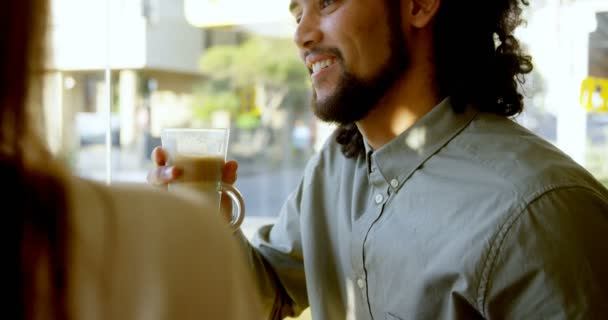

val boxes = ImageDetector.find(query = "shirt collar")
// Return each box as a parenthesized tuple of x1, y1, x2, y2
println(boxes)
(364, 97, 478, 190)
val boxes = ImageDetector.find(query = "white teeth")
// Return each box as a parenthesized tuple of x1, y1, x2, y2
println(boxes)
(312, 59, 334, 74)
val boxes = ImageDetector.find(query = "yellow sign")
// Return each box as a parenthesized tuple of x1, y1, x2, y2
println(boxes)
(580, 77, 608, 113)
(184, 0, 290, 27)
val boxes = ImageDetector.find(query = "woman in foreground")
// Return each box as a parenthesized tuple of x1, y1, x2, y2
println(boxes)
(3, 0, 260, 319)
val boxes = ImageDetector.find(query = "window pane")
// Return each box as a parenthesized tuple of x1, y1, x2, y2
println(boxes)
(47, 0, 327, 233)
(41, 2, 606, 320)
(43, 71, 115, 180)
(45, 2, 608, 214)
(516, 3, 608, 186)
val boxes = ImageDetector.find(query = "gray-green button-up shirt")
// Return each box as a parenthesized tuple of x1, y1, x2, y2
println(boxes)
(240, 98, 608, 320)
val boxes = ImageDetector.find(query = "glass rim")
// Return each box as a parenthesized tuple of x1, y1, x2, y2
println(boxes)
(162, 127, 229, 133)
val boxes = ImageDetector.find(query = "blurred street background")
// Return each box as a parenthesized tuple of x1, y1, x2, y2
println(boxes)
(40, 1, 608, 319)
(43, 0, 608, 233)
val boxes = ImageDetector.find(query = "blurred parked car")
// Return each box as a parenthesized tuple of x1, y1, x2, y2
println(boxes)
(76, 112, 120, 147)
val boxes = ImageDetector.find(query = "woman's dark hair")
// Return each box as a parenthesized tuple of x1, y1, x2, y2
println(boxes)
(1, 1, 70, 319)
(337, 0, 534, 158)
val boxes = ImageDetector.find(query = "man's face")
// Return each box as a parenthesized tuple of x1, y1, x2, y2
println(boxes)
(290, 0, 409, 124)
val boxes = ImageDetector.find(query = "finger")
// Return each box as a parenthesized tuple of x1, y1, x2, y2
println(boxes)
(220, 192, 233, 223)
(146, 166, 182, 186)
(222, 160, 238, 185)
(151, 147, 168, 166)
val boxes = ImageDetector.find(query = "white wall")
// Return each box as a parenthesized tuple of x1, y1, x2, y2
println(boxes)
(49, 0, 202, 74)
(49, 0, 146, 70)
(145, 0, 203, 73)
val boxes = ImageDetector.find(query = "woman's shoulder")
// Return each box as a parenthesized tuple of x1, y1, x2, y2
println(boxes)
(66, 176, 261, 319)
(68, 176, 220, 228)
(66, 176, 236, 256)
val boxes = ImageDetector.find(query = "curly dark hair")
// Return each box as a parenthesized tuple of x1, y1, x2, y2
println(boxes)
(337, 0, 533, 158)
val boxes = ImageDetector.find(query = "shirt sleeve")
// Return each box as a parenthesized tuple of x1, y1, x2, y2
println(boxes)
(235, 177, 309, 320)
(482, 186, 608, 319)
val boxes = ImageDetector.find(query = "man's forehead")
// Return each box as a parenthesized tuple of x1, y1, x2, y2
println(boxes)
(289, 0, 306, 13)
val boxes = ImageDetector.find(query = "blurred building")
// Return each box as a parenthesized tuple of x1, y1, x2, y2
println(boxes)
(43, 0, 246, 160)
(42, 0, 607, 186)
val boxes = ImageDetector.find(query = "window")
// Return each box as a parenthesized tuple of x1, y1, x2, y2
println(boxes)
(45, 0, 327, 250)
(44, 1, 608, 221)
(41, 2, 606, 320)
(44, 2, 608, 222)
(515, 3, 608, 187)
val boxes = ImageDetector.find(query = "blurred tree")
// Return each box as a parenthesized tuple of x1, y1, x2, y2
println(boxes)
(196, 35, 311, 166)
(191, 78, 239, 123)
(199, 36, 310, 126)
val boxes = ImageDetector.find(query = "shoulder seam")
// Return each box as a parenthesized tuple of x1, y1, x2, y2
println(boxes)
(475, 183, 604, 316)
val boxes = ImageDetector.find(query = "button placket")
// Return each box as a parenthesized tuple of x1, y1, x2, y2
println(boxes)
(390, 178, 399, 188)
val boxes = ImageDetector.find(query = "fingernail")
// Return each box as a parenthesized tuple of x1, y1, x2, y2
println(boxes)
(173, 167, 183, 177)
(163, 167, 174, 179)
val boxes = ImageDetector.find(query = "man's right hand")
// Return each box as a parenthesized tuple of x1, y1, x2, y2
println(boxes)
(147, 147, 183, 187)
(147, 146, 240, 223)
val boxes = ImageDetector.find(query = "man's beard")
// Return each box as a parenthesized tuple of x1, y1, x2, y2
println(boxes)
(311, 7, 409, 124)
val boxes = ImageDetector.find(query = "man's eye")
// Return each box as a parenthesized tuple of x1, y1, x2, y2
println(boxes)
(320, 0, 334, 9)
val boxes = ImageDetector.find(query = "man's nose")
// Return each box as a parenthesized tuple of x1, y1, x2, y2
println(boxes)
(294, 12, 322, 49)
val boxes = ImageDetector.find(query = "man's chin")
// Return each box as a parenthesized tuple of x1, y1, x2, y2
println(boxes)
(310, 74, 379, 124)
(312, 88, 333, 102)
(312, 98, 357, 124)
(311, 99, 336, 123)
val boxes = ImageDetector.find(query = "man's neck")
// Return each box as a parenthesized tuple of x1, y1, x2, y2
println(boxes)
(356, 65, 441, 151)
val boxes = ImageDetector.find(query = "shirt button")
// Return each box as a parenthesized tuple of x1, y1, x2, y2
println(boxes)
(390, 179, 399, 188)
(374, 194, 384, 204)
(357, 278, 365, 289)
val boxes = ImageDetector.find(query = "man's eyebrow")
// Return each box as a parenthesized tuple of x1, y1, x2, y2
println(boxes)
(289, 0, 300, 14)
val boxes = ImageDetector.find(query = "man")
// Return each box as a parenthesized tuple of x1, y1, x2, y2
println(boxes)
(149, 0, 608, 318)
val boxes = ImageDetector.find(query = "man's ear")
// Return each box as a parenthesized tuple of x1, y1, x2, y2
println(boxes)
(405, 0, 441, 29)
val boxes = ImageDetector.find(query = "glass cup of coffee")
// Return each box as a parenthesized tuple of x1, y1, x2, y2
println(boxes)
(161, 128, 245, 229)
